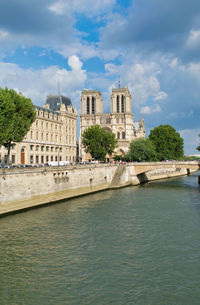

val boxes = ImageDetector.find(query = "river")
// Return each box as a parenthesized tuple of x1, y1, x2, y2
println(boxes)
(0, 173, 200, 305)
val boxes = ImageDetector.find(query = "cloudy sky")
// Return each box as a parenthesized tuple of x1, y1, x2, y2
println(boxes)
(0, 0, 200, 154)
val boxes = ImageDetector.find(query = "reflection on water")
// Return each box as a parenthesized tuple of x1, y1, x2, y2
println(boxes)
(0, 173, 200, 305)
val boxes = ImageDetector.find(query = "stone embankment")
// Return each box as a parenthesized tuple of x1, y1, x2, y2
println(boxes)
(0, 161, 199, 216)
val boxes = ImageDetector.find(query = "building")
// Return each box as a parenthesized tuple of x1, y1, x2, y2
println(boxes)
(0, 95, 77, 165)
(79, 86, 145, 162)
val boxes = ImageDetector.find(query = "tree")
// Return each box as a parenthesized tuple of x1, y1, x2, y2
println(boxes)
(0, 87, 36, 164)
(125, 138, 157, 162)
(196, 134, 200, 152)
(148, 124, 184, 160)
(82, 125, 118, 161)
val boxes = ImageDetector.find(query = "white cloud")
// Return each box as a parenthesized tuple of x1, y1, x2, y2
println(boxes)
(110, 61, 167, 108)
(0, 30, 9, 40)
(153, 91, 168, 101)
(68, 55, 83, 71)
(49, 0, 116, 17)
(186, 29, 200, 49)
(0, 56, 86, 111)
(179, 128, 200, 155)
(140, 104, 162, 115)
(169, 57, 178, 68)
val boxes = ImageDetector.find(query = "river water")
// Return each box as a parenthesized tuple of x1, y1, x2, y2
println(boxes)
(0, 173, 200, 305)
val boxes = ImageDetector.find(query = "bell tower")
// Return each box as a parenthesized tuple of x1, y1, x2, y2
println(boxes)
(81, 90, 103, 115)
(110, 86, 132, 114)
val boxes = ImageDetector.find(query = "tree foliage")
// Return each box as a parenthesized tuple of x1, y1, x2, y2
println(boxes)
(82, 125, 118, 161)
(126, 138, 157, 162)
(148, 124, 184, 160)
(196, 134, 200, 152)
(0, 87, 36, 163)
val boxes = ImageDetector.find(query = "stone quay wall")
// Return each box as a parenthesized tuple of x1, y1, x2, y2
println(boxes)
(0, 162, 199, 216)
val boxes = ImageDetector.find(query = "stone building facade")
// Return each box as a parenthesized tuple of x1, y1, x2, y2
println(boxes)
(79, 86, 145, 162)
(0, 95, 77, 165)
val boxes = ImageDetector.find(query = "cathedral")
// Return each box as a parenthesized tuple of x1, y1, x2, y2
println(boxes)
(79, 86, 145, 162)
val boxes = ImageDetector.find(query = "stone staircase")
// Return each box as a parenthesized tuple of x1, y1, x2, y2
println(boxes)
(111, 164, 126, 188)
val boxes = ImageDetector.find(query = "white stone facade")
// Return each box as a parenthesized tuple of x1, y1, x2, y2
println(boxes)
(79, 86, 145, 162)
(0, 95, 77, 165)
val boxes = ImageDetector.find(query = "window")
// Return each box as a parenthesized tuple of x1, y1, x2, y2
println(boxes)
(122, 132, 126, 139)
(121, 95, 125, 112)
(11, 154, 15, 164)
(87, 97, 90, 114)
(46, 146, 49, 152)
(41, 146, 44, 152)
(36, 145, 39, 151)
(31, 131, 33, 139)
(116, 95, 120, 113)
(46, 156, 49, 162)
(46, 123, 48, 129)
(51, 156, 53, 161)
(36, 155, 39, 163)
(41, 156, 44, 163)
(117, 132, 120, 139)
(30, 155, 33, 164)
(92, 96, 95, 114)
(51, 147, 54, 152)
(30, 145, 34, 151)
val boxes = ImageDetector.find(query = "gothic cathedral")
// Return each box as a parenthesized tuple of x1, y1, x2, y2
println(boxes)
(79, 86, 145, 162)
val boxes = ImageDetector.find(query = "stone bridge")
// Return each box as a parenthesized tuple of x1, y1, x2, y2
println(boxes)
(124, 161, 200, 186)
(132, 161, 200, 175)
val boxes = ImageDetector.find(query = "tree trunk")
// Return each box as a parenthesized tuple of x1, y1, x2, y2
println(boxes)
(6, 143, 11, 165)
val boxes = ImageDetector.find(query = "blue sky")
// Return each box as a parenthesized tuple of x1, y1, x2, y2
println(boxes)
(0, 0, 200, 154)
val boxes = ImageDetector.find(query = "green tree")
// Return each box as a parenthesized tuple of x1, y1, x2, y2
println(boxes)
(126, 138, 157, 162)
(148, 124, 184, 160)
(0, 87, 36, 164)
(82, 125, 118, 161)
(196, 134, 200, 152)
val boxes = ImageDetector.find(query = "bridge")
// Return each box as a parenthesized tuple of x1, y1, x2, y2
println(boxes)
(111, 161, 200, 187)
(132, 161, 200, 175)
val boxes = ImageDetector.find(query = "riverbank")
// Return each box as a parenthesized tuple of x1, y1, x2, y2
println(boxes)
(0, 162, 199, 216)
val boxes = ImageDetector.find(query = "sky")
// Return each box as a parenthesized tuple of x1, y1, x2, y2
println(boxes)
(0, 0, 200, 154)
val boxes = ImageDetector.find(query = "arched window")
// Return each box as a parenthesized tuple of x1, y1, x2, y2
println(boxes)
(121, 95, 125, 112)
(117, 132, 120, 139)
(116, 95, 120, 113)
(92, 97, 95, 114)
(87, 97, 90, 114)
(122, 132, 126, 139)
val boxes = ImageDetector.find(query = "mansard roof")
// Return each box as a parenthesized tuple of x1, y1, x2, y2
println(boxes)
(45, 95, 72, 111)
